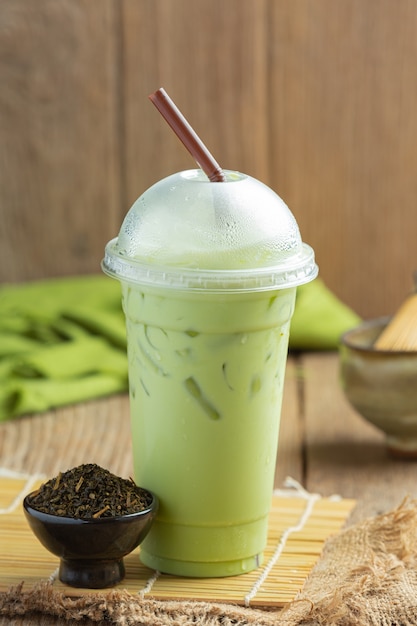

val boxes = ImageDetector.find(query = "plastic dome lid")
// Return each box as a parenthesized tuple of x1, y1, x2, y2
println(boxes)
(102, 169, 318, 292)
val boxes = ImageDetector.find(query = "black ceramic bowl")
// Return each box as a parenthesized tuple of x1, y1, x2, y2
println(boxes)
(23, 489, 158, 589)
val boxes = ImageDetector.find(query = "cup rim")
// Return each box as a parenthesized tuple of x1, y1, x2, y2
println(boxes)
(102, 240, 318, 293)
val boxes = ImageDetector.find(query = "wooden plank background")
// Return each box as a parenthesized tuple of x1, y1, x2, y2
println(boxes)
(1, 0, 417, 318)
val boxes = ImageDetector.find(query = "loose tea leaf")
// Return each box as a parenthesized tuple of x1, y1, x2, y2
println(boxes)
(26, 463, 153, 519)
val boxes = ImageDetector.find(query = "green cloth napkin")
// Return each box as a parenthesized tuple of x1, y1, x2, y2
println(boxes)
(0, 275, 360, 421)
(290, 277, 362, 350)
(0, 276, 128, 422)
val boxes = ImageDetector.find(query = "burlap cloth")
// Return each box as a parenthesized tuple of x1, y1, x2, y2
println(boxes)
(2, 498, 417, 626)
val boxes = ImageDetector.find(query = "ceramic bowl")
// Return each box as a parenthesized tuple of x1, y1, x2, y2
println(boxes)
(23, 488, 158, 588)
(340, 317, 417, 457)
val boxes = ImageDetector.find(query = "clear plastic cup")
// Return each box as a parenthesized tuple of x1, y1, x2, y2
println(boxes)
(102, 169, 318, 577)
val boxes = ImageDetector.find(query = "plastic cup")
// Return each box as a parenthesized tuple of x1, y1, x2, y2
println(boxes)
(102, 169, 317, 577)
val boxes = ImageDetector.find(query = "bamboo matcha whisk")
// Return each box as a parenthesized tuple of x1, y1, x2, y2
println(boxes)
(374, 272, 417, 351)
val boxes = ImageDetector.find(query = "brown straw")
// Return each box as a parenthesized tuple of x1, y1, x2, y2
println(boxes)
(149, 88, 226, 182)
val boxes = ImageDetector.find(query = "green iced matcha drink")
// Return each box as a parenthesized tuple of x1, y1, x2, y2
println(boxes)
(123, 283, 294, 576)
(103, 169, 317, 577)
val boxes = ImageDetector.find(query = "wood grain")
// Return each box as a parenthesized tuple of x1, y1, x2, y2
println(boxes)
(121, 0, 270, 203)
(1, 0, 417, 316)
(0, 394, 133, 479)
(267, 0, 417, 318)
(0, 0, 122, 282)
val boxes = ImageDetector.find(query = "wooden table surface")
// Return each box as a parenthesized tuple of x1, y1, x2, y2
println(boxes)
(1, 351, 416, 526)
(1, 351, 417, 625)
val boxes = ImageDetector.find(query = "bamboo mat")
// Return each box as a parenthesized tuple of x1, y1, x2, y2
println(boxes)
(0, 469, 355, 608)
